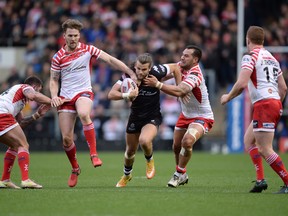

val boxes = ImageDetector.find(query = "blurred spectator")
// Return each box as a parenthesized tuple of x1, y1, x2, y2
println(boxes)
(102, 114, 125, 141)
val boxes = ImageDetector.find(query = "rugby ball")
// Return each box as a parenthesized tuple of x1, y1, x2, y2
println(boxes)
(121, 78, 137, 93)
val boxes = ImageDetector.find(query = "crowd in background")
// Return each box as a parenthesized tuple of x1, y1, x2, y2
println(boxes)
(1, 0, 288, 142)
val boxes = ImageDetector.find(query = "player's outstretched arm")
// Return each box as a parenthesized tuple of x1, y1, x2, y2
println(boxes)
(99, 51, 137, 81)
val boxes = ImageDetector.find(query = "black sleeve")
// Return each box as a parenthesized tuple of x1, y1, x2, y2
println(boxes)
(150, 64, 168, 80)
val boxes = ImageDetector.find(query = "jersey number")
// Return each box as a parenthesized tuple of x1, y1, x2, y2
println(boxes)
(264, 67, 278, 83)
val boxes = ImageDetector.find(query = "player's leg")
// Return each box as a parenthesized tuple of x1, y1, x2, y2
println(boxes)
(168, 124, 203, 188)
(0, 126, 42, 189)
(76, 97, 102, 167)
(139, 124, 158, 179)
(58, 112, 80, 187)
(244, 122, 266, 193)
(255, 131, 288, 193)
(172, 128, 186, 166)
(116, 133, 139, 187)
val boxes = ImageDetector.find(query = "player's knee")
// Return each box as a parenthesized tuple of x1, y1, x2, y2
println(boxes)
(62, 136, 74, 146)
(124, 151, 135, 160)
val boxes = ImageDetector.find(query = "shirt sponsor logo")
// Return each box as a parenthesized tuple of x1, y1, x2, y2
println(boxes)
(263, 122, 275, 129)
(253, 120, 258, 128)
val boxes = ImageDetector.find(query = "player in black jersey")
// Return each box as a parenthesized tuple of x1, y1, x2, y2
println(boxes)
(108, 53, 179, 187)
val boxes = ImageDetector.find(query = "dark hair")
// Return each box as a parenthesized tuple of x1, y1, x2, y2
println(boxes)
(186, 45, 202, 62)
(136, 53, 153, 68)
(247, 26, 264, 45)
(62, 19, 83, 33)
(24, 76, 43, 87)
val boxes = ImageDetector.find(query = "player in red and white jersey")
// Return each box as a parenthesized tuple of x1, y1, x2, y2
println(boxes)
(221, 26, 288, 194)
(144, 45, 214, 187)
(0, 76, 65, 189)
(49, 19, 135, 187)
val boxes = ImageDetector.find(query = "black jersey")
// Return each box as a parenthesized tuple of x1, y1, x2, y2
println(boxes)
(121, 64, 168, 121)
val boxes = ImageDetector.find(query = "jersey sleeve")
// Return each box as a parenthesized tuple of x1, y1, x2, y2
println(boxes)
(150, 64, 168, 80)
(241, 54, 254, 72)
(51, 53, 61, 73)
(89, 45, 102, 59)
(182, 72, 202, 90)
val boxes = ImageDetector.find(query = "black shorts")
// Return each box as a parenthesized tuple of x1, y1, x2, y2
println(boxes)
(126, 115, 162, 133)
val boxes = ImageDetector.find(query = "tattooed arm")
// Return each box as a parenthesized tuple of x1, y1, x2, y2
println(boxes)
(16, 104, 51, 128)
(23, 87, 51, 104)
(49, 70, 62, 107)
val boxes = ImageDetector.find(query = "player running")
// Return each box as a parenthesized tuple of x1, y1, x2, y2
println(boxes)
(144, 45, 214, 187)
(49, 19, 135, 187)
(108, 53, 180, 187)
(221, 26, 288, 194)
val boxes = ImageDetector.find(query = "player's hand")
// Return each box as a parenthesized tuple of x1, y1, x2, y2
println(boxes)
(220, 94, 230, 105)
(37, 104, 51, 117)
(180, 92, 192, 104)
(51, 96, 70, 107)
(128, 88, 139, 101)
(143, 75, 158, 87)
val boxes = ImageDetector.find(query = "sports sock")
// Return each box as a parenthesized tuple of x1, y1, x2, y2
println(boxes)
(248, 146, 264, 181)
(145, 154, 153, 162)
(1, 148, 17, 181)
(176, 165, 186, 174)
(17, 147, 30, 181)
(124, 165, 133, 176)
(265, 152, 288, 185)
(83, 123, 97, 156)
(63, 143, 79, 169)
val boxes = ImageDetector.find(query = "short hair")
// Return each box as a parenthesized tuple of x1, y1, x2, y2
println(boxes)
(247, 26, 264, 45)
(24, 76, 43, 87)
(186, 45, 202, 62)
(136, 53, 153, 67)
(62, 19, 83, 33)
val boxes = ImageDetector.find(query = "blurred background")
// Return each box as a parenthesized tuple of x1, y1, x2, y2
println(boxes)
(1, 0, 288, 153)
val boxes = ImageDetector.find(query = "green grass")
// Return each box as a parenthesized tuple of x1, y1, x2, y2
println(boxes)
(0, 151, 287, 216)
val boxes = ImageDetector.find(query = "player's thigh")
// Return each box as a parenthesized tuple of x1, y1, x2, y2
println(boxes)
(254, 131, 274, 150)
(58, 112, 77, 137)
(183, 124, 204, 146)
(139, 124, 158, 144)
(0, 125, 28, 149)
(75, 97, 93, 120)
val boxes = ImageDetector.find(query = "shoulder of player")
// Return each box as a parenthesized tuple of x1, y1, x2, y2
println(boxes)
(149, 64, 168, 76)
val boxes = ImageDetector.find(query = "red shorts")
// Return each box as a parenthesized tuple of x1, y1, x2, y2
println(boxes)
(175, 113, 214, 134)
(253, 99, 282, 132)
(0, 113, 18, 136)
(58, 91, 94, 113)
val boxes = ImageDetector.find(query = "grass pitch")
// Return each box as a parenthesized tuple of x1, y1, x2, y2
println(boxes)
(0, 151, 287, 216)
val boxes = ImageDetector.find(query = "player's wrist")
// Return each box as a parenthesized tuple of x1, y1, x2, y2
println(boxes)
(155, 81, 163, 90)
(32, 112, 40, 120)
(122, 92, 130, 100)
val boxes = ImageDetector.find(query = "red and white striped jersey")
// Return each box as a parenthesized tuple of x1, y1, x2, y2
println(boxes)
(179, 63, 214, 120)
(50, 42, 102, 99)
(0, 84, 32, 116)
(241, 47, 282, 104)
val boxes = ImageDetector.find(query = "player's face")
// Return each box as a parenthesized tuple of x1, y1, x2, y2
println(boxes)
(134, 61, 151, 80)
(63, 28, 80, 52)
(179, 48, 197, 70)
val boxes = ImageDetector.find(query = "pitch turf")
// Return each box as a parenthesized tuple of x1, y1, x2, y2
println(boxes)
(0, 151, 287, 216)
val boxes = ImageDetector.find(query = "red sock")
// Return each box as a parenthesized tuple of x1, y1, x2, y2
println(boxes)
(248, 146, 264, 181)
(265, 152, 288, 185)
(176, 165, 186, 174)
(83, 123, 97, 156)
(17, 147, 30, 181)
(1, 148, 17, 181)
(63, 143, 79, 169)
